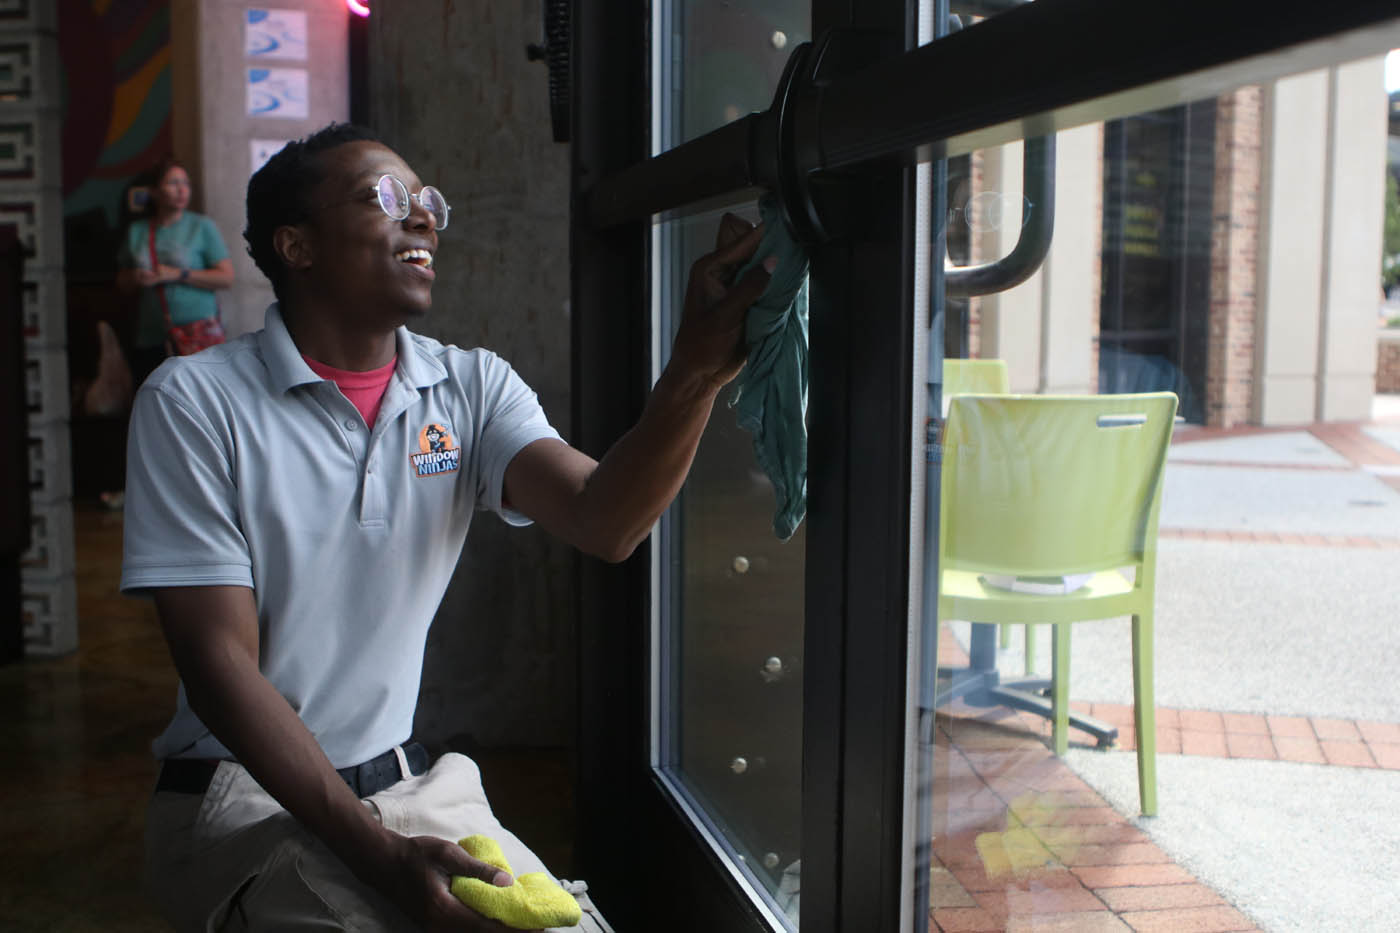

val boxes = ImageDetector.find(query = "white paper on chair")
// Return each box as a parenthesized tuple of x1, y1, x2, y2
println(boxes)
(979, 573, 1093, 595)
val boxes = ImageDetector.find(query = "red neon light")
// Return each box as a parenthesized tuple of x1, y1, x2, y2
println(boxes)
(347, 0, 369, 16)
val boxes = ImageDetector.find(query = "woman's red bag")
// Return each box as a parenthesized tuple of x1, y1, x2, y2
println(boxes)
(149, 221, 224, 356)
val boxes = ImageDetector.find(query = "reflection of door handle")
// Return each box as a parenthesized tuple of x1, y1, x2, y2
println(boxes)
(944, 135, 1055, 297)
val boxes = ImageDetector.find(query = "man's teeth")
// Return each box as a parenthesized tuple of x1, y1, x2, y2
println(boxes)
(394, 248, 434, 267)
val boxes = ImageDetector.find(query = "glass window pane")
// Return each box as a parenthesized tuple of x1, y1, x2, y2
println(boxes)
(657, 2, 810, 151)
(652, 6, 811, 927)
(653, 207, 804, 928)
(925, 52, 1398, 932)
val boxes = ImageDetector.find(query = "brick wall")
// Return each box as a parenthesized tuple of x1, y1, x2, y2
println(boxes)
(1206, 87, 1263, 428)
(967, 150, 984, 359)
(1089, 125, 1103, 392)
(1378, 330, 1400, 393)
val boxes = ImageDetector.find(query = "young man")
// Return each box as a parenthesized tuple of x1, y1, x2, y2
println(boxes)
(122, 123, 772, 931)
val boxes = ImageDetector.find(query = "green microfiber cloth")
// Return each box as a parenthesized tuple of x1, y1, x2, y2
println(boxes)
(449, 834, 582, 929)
(728, 194, 810, 540)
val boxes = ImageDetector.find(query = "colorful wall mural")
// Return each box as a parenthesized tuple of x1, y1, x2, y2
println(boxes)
(59, 0, 172, 283)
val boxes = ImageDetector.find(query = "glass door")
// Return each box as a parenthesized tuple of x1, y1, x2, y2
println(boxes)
(571, 3, 1400, 931)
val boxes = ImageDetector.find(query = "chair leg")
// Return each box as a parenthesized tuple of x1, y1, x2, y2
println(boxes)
(1024, 623, 1037, 675)
(1051, 623, 1070, 756)
(1132, 610, 1158, 817)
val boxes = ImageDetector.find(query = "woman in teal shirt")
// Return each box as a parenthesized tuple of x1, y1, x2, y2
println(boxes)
(117, 157, 235, 385)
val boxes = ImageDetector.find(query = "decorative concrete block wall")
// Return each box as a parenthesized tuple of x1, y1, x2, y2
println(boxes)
(1254, 58, 1387, 426)
(7, 0, 76, 654)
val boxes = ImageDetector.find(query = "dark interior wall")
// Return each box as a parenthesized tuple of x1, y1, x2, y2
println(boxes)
(369, 4, 577, 749)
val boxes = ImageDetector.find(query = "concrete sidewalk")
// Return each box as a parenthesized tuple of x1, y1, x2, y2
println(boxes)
(936, 395, 1400, 932)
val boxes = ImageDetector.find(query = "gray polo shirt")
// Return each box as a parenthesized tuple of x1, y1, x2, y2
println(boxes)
(121, 304, 561, 768)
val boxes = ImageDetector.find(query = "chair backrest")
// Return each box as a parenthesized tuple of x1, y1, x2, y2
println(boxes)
(939, 393, 1178, 578)
(944, 359, 1010, 398)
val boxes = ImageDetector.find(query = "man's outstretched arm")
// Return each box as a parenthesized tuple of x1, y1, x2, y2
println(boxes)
(504, 217, 772, 562)
(152, 585, 517, 932)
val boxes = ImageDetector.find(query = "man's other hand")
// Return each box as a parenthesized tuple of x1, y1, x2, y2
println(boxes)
(374, 833, 538, 932)
(669, 213, 774, 393)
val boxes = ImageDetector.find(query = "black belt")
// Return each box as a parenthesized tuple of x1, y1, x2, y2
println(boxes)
(156, 742, 430, 798)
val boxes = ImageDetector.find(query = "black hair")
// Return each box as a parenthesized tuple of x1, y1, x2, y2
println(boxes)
(243, 122, 383, 300)
(131, 155, 187, 219)
(145, 154, 186, 186)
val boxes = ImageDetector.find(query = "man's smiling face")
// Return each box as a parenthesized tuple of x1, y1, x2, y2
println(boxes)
(297, 140, 439, 326)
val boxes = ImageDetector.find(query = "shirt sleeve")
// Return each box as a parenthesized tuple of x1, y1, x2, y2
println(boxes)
(120, 378, 254, 592)
(475, 355, 562, 526)
(197, 215, 230, 266)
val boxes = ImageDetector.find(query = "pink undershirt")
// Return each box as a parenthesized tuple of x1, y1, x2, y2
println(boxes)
(303, 354, 397, 429)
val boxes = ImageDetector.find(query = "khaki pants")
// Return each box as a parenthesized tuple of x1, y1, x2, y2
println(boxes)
(145, 752, 611, 932)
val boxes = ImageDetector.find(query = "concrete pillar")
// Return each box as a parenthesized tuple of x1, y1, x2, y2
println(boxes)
(976, 141, 1043, 392)
(9, 3, 76, 654)
(370, 3, 576, 748)
(977, 125, 1102, 396)
(1317, 57, 1387, 420)
(1256, 69, 1330, 425)
(172, 0, 349, 338)
(1039, 123, 1102, 396)
(1255, 60, 1388, 425)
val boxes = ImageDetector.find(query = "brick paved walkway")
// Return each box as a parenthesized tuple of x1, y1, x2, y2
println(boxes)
(1173, 420, 1400, 494)
(1006, 701, 1400, 769)
(929, 691, 1397, 930)
(931, 708, 1265, 932)
(930, 626, 1272, 932)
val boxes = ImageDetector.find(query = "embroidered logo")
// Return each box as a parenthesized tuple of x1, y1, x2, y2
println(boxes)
(410, 422, 461, 477)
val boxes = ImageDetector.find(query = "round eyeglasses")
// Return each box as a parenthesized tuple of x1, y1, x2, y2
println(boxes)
(371, 174, 451, 230)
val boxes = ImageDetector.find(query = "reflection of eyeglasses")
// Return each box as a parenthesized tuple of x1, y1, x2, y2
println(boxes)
(319, 174, 451, 230)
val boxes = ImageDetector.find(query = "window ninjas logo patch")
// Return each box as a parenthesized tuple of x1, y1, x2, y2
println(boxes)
(410, 423, 460, 477)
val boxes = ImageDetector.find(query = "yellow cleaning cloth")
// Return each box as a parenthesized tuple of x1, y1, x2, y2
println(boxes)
(449, 834, 582, 929)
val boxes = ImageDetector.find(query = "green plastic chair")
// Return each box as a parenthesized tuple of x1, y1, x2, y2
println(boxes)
(942, 358, 1009, 413)
(942, 360, 1031, 660)
(938, 392, 1178, 816)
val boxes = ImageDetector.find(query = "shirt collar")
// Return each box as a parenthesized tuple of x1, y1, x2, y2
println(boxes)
(259, 303, 447, 394)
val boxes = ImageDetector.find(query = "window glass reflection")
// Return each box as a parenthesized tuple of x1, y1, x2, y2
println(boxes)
(929, 57, 1399, 932)
(659, 2, 811, 150)
(655, 208, 804, 927)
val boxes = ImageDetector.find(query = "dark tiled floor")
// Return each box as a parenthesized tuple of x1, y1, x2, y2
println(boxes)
(1, 506, 171, 930)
